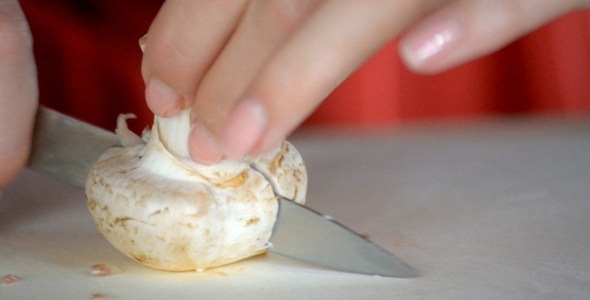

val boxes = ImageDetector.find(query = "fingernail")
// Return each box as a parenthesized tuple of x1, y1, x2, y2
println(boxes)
(400, 15, 463, 70)
(218, 96, 267, 160)
(145, 78, 183, 117)
(189, 122, 223, 165)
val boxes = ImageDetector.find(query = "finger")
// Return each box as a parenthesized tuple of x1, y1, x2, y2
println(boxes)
(142, 0, 248, 117)
(398, 0, 590, 73)
(0, 1, 39, 187)
(212, 0, 439, 159)
(188, 0, 321, 163)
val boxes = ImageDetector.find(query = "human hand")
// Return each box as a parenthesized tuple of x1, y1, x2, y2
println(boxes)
(398, 0, 590, 73)
(0, 1, 38, 187)
(141, 0, 589, 164)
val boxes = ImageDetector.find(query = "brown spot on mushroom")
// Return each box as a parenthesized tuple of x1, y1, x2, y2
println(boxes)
(87, 198, 98, 210)
(132, 253, 148, 264)
(114, 217, 133, 225)
(184, 222, 197, 229)
(217, 170, 249, 188)
(167, 241, 190, 258)
(267, 145, 288, 175)
(149, 209, 162, 217)
(131, 253, 162, 268)
(245, 217, 260, 226)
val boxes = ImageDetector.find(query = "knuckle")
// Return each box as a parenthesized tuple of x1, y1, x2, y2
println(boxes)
(255, 0, 317, 32)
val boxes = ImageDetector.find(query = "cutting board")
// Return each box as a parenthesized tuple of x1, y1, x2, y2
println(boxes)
(2, 117, 590, 299)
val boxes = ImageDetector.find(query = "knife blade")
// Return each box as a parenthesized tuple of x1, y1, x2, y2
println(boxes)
(28, 106, 121, 188)
(272, 199, 418, 277)
(27, 106, 418, 278)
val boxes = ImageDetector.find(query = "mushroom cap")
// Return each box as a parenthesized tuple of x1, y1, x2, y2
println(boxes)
(86, 112, 306, 271)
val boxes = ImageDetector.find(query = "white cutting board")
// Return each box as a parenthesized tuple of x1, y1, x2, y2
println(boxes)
(2, 118, 590, 299)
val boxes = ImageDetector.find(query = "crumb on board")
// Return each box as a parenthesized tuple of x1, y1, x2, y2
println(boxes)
(0, 274, 21, 286)
(90, 263, 122, 277)
(91, 293, 115, 299)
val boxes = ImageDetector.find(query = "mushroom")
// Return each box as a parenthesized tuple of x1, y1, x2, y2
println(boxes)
(85, 110, 307, 271)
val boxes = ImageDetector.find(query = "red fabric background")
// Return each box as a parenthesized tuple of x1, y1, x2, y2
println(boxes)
(20, 1, 590, 133)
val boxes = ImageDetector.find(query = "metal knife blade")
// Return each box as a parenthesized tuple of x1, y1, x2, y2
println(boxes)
(27, 106, 418, 278)
(28, 106, 121, 188)
(271, 199, 418, 277)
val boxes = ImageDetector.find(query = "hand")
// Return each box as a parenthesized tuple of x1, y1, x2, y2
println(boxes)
(398, 0, 590, 73)
(141, 0, 589, 164)
(0, 1, 38, 187)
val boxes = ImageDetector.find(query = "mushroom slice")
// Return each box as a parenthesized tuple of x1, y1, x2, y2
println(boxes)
(86, 110, 307, 271)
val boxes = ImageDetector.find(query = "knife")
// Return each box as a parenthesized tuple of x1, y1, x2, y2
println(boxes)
(27, 106, 418, 278)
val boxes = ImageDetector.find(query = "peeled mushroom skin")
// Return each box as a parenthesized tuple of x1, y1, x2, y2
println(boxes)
(85, 114, 307, 272)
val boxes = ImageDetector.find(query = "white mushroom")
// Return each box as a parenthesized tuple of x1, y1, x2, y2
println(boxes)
(85, 110, 307, 271)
